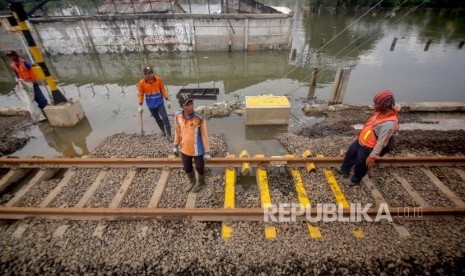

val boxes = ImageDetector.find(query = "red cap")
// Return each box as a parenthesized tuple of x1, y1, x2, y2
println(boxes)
(373, 89, 395, 108)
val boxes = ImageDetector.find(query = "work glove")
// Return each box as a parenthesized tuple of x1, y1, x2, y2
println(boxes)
(204, 152, 211, 162)
(173, 144, 179, 157)
(165, 99, 171, 109)
(138, 105, 143, 113)
(366, 156, 376, 169)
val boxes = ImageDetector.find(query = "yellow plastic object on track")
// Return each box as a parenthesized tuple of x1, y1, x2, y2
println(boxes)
(301, 150, 316, 172)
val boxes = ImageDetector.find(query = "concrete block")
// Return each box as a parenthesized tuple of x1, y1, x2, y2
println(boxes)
(400, 102, 465, 112)
(245, 96, 290, 125)
(0, 107, 29, 116)
(44, 99, 86, 127)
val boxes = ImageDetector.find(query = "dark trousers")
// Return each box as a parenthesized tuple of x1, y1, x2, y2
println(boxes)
(341, 138, 394, 183)
(33, 82, 48, 110)
(181, 153, 205, 175)
(148, 104, 169, 127)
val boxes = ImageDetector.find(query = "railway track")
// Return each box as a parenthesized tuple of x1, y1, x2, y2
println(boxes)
(1, 155, 465, 240)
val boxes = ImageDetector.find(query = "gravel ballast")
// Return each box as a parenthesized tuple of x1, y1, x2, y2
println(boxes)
(1, 114, 465, 274)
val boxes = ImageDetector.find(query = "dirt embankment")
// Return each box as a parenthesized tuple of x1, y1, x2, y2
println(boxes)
(298, 107, 465, 156)
(0, 115, 32, 156)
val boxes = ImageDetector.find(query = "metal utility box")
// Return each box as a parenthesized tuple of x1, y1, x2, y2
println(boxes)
(245, 96, 290, 125)
(176, 88, 219, 100)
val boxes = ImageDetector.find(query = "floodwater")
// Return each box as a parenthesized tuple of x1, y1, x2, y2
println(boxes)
(1, 4, 464, 157)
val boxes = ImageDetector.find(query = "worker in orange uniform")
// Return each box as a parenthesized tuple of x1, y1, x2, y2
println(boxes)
(172, 93, 211, 193)
(138, 66, 172, 139)
(335, 90, 399, 186)
(6, 51, 48, 110)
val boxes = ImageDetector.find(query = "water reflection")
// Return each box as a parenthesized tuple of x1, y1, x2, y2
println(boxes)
(43, 51, 292, 93)
(37, 117, 92, 157)
(245, 125, 289, 140)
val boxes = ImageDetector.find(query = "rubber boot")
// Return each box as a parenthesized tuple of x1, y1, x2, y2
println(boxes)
(157, 122, 166, 136)
(193, 173, 206, 193)
(184, 171, 196, 192)
(164, 125, 172, 141)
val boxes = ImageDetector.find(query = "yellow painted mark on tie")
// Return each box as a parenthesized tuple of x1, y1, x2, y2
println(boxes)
(222, 167, 236, 240)
(289, 166, 322, 239)
(255, 154, 277, 240)
(353, 228, 365, 238)
(317, 154, 365, 239)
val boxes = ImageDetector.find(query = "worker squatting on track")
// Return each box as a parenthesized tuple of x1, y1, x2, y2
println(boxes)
(335, 90, 400, 186)
(138, 66, 172, 139)
(6, 50, 49, 110)
(173, 93, 211, 193)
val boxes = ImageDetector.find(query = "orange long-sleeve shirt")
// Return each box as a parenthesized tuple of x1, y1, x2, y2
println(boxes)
(174, 111, 210, 156)
(138, 76, 168, 108)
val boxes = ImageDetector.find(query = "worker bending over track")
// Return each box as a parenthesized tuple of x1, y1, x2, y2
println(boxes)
(138, 66, 172, 139)
(173, 93, 211, 192)
(335, 90, 399, 186)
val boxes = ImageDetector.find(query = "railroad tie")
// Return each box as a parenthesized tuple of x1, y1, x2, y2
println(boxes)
(39, 170, 76, 207)
(0, 169, 30, 194)
(453, 169, 465, 185)
(317, 154, 365, 239)
(92, 169, 138, 238)
(148, 159, 173, 208)
(12, 223, 29, 239)
(362, 176, 410, 238)
(5, 168, 59, 207)
(222, 154, 236, 240)
(392, 173, 429, 208)
(287, 163, 322, 239)
(421, 168, 465, 207)
(255, 154, 277, 240)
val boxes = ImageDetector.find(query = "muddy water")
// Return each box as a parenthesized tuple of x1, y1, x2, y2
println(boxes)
(0, 6, 464, 157)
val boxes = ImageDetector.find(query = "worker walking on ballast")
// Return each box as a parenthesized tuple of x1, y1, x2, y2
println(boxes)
(173, 93, 211, 193)
(335, 90, 399, 186)
(137, 66, 172, 139)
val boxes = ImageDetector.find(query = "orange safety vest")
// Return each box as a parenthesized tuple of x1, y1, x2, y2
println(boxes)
(358, 110, 399, 149)
(174, 111, 210, 156)
(11, 59, 37, 82)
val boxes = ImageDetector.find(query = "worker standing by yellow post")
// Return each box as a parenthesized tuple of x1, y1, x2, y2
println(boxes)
(6, 50, 49, 110)
(9, 1, 67, 105)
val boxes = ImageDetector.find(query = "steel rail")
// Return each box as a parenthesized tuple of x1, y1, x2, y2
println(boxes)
(0, 207, 464, 221)
(1, 156, 464, 169)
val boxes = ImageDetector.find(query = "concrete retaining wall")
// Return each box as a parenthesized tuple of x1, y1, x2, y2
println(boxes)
(26, 13, 292, 55)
